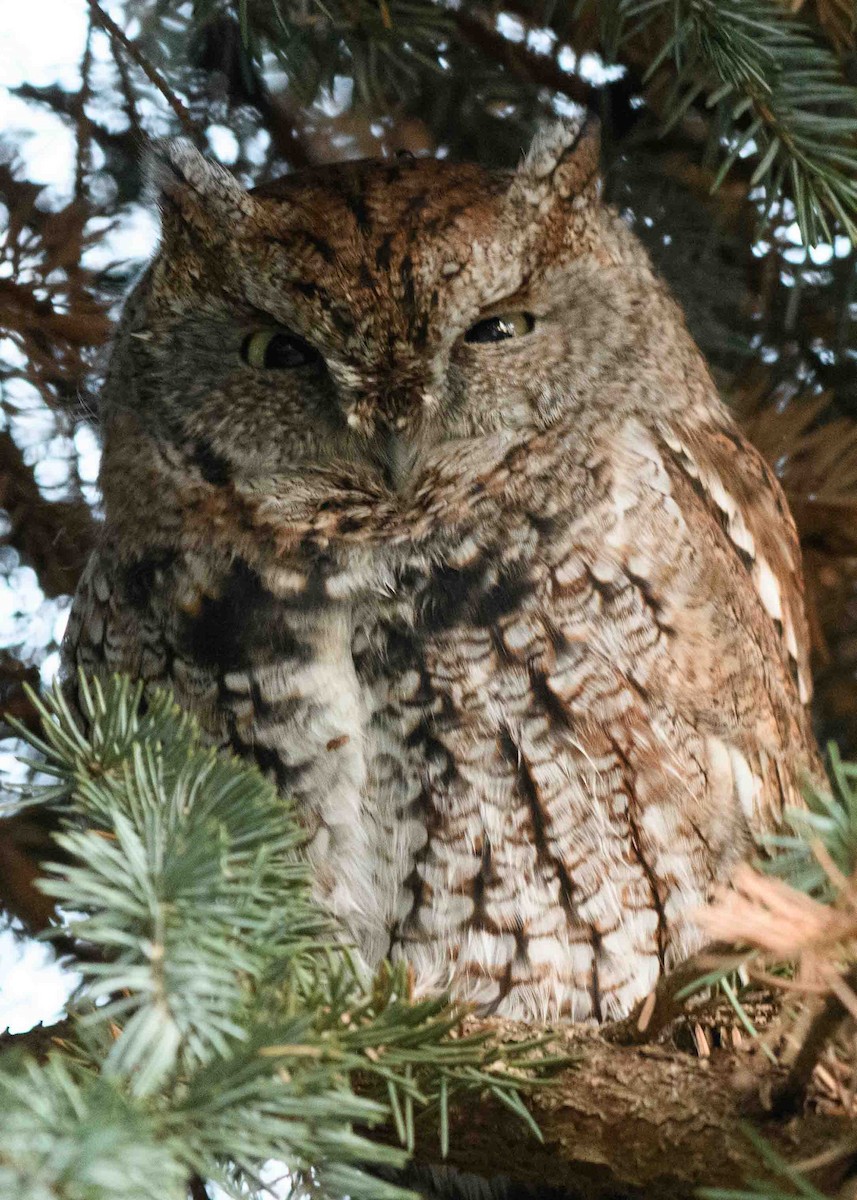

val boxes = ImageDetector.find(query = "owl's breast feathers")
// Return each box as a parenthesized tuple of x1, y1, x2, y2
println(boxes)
(62, 403, 819, 1023)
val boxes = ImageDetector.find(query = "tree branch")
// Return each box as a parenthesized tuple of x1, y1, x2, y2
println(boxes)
(0, 1018, 74, 1061)
(0, 815, 59, 933)
(398, 1017, 854, 1199)
(454, 9, 596, 109)
(0, 430, 96, 600)
(86, 0, 199, 138)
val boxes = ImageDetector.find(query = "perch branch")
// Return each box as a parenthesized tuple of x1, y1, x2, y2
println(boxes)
(3, 1011, 852, 1198)
(396, 1017, 853, 1199)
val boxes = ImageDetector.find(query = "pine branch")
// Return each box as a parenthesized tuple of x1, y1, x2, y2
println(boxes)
(226, 0, 455, 106)
(453, 8, 596, 109)
(0, 675, 555, 1200)
(0, 1059, 189, 1200)
(605, 0, 857, 241)
(212, 0, 857, 239)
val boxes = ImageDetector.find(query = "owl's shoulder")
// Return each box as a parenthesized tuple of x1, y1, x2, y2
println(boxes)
(61, 541, 182, 690)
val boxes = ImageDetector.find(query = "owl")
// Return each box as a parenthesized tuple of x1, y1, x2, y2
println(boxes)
(62, 117, 819, 1024)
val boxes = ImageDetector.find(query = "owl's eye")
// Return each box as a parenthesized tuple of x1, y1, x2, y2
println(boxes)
(464, 312, 535, 344)
(241, 329, 320, 369)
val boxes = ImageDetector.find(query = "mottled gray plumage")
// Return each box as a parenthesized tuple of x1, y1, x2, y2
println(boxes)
(63, 117, 818, 1025)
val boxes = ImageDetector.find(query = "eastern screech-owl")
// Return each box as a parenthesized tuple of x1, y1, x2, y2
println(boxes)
(62, 117, 818, 1023)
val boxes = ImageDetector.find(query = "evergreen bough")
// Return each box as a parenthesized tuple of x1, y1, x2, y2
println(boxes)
(0, 676, 556, 1200)
(606, 0, 857, 241)
(200, 0, 857, 242)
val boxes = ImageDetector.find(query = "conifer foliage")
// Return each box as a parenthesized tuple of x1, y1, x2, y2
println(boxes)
(0, 677, 551, 1200)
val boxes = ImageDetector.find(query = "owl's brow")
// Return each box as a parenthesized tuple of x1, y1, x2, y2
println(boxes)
(238, 229, 357, 320)
(476, 279, 534, 316)
(242, 288, 357, 341)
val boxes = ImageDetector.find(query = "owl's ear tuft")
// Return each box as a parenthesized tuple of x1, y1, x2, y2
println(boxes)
(512, 114, 601, 208)
(146, 137, 256, 233)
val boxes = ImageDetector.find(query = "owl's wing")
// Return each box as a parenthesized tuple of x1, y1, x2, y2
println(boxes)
(656, 413, 813, 715)
(626, 411, 816, 810)
(412, 413, 817, 1020)
(61, 547, 181, 706)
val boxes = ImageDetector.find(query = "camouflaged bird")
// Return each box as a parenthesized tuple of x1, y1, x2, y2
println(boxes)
(62, 117, 819, 1023)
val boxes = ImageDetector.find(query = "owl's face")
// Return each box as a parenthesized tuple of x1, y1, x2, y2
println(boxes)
(103, 119, 663, 520)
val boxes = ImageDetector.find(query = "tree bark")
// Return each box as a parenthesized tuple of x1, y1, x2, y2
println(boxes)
(397, 1017, 856, 1199)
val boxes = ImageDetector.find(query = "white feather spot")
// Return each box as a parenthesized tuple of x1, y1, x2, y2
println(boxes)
(502, 618, 537, 653)
(784, 615, 799, 660)
(267, 567, 307, 595)
(446, 536, 481, 568)
(728, 507, 756, 559)
(703, 472, 735, 517)
(554, 553, 583, 587)
(589, 558, 618, 585)
(727, 746, 760, 819)
(755, 556, 783, 622)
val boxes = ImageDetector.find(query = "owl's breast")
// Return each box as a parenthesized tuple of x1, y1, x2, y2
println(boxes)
(71, 457, 813, 1023)
(339, 479, 813, 1021)
(345, 536, 673, 1022)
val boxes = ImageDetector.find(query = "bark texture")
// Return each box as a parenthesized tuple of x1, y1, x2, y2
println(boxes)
(399, 1018, 855, 1199)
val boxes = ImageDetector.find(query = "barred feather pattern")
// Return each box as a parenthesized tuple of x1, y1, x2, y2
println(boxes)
(63, 118, 819, 1022)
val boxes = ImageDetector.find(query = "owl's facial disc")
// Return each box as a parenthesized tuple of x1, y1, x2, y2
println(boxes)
(131, 116, 604, 498)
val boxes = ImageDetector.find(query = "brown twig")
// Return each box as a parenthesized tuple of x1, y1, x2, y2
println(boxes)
(773, 967, 857, 1116)
(0, 431, 96, 600)
(86, 0, 198, 137)
(188, 1177, 210, 1200)
(109, 25, 144, 145)
(605, 942, 744, 1045)
(74, 21, 94, 203)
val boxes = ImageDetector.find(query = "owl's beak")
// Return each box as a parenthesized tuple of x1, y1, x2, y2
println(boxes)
(377, 426, 419, 493)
